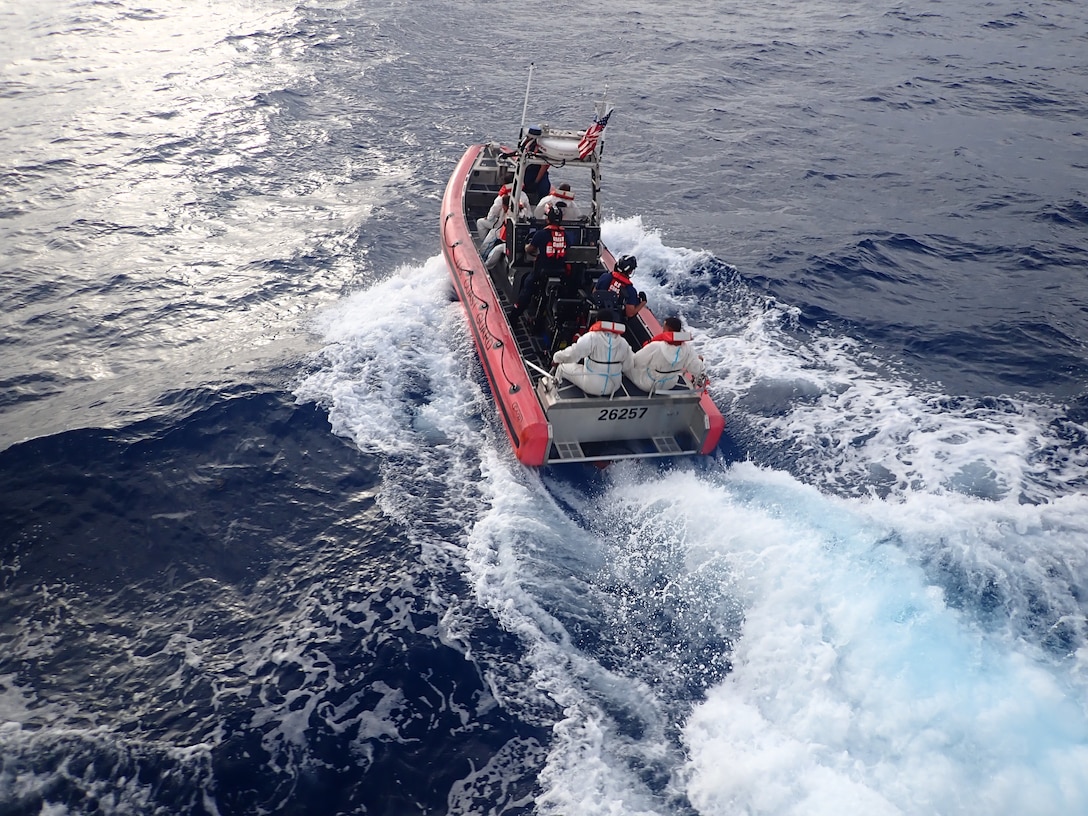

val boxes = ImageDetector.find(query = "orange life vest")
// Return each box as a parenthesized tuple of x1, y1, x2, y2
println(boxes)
(589, 320, 625, 335)
(606, 270, 631, 299)
(543, 224, 567, 259)
(648, 330, 692, 346)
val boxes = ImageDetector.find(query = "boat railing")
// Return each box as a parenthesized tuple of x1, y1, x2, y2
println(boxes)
(647, 376, 701, 397)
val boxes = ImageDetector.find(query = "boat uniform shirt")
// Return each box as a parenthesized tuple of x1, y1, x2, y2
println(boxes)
(594, 270, 640, 310)
(529, 226, 570, 271)
(522, 163, 551, 199)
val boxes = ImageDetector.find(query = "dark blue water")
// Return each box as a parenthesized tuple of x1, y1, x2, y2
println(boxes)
(2, 1, 1087, 814)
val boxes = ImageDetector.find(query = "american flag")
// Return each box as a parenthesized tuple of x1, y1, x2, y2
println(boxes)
(576, 108, 613, 159)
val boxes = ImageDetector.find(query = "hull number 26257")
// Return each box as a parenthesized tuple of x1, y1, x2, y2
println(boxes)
(597, 407, 649, 421)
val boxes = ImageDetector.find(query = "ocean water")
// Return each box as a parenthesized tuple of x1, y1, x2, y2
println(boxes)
(2, 0, 1087, 814)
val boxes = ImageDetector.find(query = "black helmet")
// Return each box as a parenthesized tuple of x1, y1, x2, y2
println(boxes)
(615, 254, 637, 275)
(545, 203, 564, 224)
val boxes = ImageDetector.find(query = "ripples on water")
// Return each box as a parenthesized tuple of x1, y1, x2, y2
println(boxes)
(2, 0, 1087, 814)
(0, 1, 378, 450)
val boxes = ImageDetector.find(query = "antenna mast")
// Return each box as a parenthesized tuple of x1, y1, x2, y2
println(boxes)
(519, 63, 534, 140)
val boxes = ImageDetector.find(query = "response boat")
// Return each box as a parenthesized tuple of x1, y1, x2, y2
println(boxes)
(439, 102, 725, 466)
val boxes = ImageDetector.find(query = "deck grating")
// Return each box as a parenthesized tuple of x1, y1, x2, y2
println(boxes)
(653, 436, 683, 454)
(555, 441, 585, 460)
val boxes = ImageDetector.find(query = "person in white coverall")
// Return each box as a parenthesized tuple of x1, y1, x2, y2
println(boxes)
(551, 310, 636, 396)
(533, 182, 582, 221)
(629, 316, 708, 393)
(478, 187, 529, 242)
(478, 185, 531, 263)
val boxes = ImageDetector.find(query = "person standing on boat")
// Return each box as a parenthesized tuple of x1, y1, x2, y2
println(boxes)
(551, 309, 636, 397)
(508, 203, 569, 321)
(521, 132, 552, 204)
(593, 254, 647, 321)
(630, 316, 708, 394)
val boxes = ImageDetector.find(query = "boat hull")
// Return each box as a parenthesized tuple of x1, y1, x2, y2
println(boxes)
(441, 143, 725, 466)
(441, 145, 552, 465)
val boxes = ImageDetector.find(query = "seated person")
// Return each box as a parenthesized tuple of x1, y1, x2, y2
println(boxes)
(630, 316, 708, 393)
(592, 254, 647, 321)
(484, 236, 507, 271)
(533, 183, 582, 221)
(478, 188, 529, 246)
(477, 193, 509, 250)
(551, 309, 636, 397)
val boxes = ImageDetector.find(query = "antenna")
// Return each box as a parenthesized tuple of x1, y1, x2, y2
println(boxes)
(519, 63, 534, 140)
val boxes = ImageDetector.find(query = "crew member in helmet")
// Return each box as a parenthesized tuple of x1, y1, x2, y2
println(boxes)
(551, 309, 636, 397)
(630, 315, 708, 393)
(593, 254, 647, 320)
(508, 203, 569, 322)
